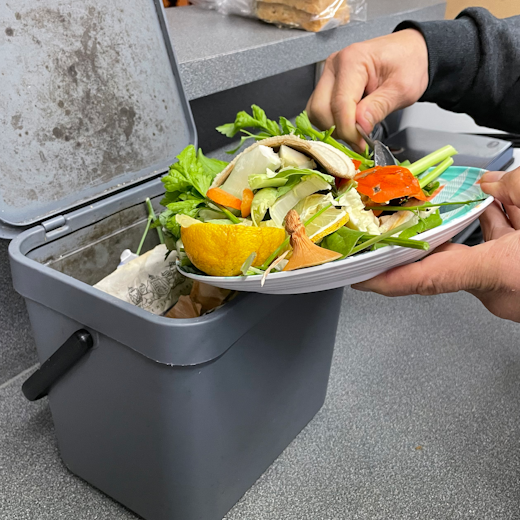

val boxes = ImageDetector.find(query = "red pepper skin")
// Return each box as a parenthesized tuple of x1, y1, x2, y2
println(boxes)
(335, 160, 362, 189)
(409, 184, 445, 203)
(355, 165, 424, 203)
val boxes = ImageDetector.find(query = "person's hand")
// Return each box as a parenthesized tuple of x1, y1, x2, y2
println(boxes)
(306, 29, 429, 150)
(352, 167, 520, 323)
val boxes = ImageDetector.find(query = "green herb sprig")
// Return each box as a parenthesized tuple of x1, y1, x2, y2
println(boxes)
(367, 199, 486, 212)
(216, 105, 373, 167)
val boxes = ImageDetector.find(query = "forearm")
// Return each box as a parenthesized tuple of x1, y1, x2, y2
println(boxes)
(395, 8, 520, 133)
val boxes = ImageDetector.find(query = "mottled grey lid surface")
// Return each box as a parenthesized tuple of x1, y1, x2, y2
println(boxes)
(0, 0, 195, 228)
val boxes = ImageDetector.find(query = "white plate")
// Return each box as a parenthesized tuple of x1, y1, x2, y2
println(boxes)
(178, 166, 493, 295)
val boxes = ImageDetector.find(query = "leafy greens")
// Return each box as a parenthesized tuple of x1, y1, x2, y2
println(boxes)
(216, 104, 373, 167)
(156, 145, 229, 238)
(321, 227, 366, 257)
(399, 210, 442, 239)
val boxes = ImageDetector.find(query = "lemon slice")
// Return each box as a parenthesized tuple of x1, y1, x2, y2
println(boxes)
(176, 214, 202, 228)
(305, 207, 350, 243)
(180, 221, 286, 277)
(259, 220, 283, 228)
(295, 193, 336, 222)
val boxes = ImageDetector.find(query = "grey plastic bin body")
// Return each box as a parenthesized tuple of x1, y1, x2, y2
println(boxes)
(9, 186, 343, 520)
(5, 0, 344, 517)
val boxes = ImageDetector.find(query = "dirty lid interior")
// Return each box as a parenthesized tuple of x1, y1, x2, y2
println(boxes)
(0, 0, 195, 229)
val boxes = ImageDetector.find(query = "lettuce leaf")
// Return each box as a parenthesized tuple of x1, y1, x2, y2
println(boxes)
(399, 210, 442, 239)
(273, 168, 334, 184)
(162, 167, 191, 193)
(276, 176, 301, 198)
(251, 188, 278, 226)
(160, 191, 180, 206)
(166, 200, 204, 217)
(158, 146, 228, 242)
(197, 150, 228, 177)
(162, 145, 227, 199)
(321, 227, 366, 257)
(248, 176, 288, 190)
(249, 168, 335, 192)
(176, 146, 211, 197)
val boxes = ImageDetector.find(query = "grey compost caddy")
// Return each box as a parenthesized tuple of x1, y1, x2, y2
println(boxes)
(5, 1, 344, 519)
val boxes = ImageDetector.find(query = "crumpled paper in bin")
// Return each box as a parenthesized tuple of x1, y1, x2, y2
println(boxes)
(94, 244, 192, 315)
(165, 281, 233, 319)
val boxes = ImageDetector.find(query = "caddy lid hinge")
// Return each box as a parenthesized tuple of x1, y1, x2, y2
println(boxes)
(41, 215, 68, 237)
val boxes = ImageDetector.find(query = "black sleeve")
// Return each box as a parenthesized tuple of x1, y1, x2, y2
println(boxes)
(395, 8, 520, 134)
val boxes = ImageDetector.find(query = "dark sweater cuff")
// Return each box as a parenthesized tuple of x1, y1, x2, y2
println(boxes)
(394, 16, 480, 108)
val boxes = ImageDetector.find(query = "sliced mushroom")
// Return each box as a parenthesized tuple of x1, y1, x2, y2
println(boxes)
(283, 210, 342, 271)
(212, 135, 357, 191)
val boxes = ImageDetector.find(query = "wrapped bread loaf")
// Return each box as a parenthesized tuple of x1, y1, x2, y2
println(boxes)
(188, 0, 363, 32)
(257, 0, 350, 32)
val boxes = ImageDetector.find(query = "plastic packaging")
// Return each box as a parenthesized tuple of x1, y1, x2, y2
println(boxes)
(94, 245, 192, 315)
(189, 0, 366, 32)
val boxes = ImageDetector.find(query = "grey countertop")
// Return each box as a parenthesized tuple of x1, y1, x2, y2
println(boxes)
(167, 1, 445, 99)
(2, 289, 520, 519)
(6, 2, 520, 519)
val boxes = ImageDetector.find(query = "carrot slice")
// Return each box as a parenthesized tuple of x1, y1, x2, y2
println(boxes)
(352, 160, 362, 170)
(241, 188, 254, 218)
(207, 187, 242, 210)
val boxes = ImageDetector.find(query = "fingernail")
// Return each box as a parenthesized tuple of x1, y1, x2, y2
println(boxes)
(351, 283, 369, 292)
(481, 171, 505, 184)
(480, 181, 498, 193)
(354, 141, 365, 155)
(363, 111, 374, 129)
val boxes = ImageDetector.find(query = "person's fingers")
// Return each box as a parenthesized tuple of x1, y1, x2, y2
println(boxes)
(329, 44, 370, 149)
(306, 55, 337, 131)
(504, 204, 520, 230)
(481, 167, 520, 207)
(351, 243, 482, 296)
(355, 83, 406, 134)
(479, 200, 515, 241)
(480, 170, 506, 184)
(429, 242, 468, 254)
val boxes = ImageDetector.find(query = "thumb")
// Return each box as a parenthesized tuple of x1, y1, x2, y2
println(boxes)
(481, 167, 520, 207)
(356, 84, 405, 133)
(352, 243, 485, 296)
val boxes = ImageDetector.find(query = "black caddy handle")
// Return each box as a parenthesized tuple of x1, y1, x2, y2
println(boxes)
(22, 329, 94, 401)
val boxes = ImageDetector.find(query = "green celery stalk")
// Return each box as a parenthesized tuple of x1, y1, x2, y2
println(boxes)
(419, 157, 453, 189)
(345, 220, 418, 258)
(212, 202, 241, 224)
(408, 145, 458, 176)
(136, 216, 152, 256)
(137, 197, 165, 255)
(304, 203, 333, 226)
(260, 237, 290, 271)
(146, 198, 165, 245)
(359, 235, 429, 251)
(367, 198, 485, 212)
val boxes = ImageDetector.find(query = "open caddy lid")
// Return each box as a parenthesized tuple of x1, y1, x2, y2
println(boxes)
(0, 0, 195, 237)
